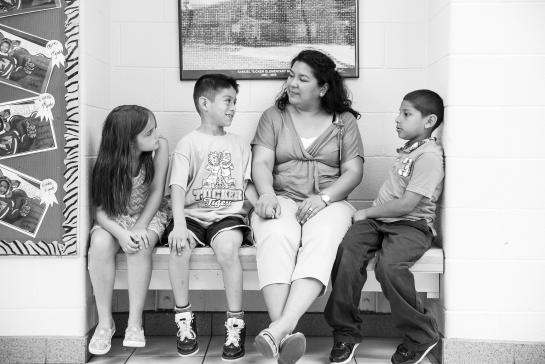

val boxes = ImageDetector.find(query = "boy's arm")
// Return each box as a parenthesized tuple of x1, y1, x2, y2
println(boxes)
(354, 152, 443, 222)
(169, 184, 193, 255)
(353, 191, 423, 221)
(95, 207, 140, 253)
(244, 180, 259, 207)
(132, 137, 169, 246)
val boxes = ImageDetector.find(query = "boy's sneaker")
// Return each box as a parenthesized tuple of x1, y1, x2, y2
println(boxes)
(88, 324, 115, 355)
(123, 326, 146, 348)
(222, 317, 246, 361)
(175, 311, 199, 357)
(391, 340, 438, 364)
(329, 341, 359, 364)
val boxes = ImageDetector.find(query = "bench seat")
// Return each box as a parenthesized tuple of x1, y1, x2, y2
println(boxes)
(114, 246, 444, 298)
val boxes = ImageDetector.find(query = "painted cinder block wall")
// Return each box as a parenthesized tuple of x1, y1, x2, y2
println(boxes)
(433, 0, 545, 344)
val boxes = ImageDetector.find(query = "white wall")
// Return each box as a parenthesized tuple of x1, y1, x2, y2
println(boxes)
(439, 0, 545, 342)
(79, 0, 112, 334)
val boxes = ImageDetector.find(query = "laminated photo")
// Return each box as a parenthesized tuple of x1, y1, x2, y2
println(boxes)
(0, 163, 53, 237)
(0, 24, 64, 94)
(0, 0, 61, 19)
(0, 94, 57, 160)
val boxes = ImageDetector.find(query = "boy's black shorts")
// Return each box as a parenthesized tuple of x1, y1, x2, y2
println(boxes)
(161, 216, 253, 247)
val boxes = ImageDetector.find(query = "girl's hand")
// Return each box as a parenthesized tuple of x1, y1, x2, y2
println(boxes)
(352, 209, 368, 223)
(117, 229, 140, 254)
(296, 194, 327, 225)
(130, 225, 150, 249)
(168, 225, 192, 255)
(255, 194, 281, 219)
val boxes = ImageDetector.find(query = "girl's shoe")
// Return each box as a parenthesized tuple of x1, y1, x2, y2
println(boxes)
(88, 324, 116, 355)
(123, 326, 146, 347)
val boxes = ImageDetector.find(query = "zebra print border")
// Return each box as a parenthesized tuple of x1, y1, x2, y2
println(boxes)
(0, 0, 79, 256)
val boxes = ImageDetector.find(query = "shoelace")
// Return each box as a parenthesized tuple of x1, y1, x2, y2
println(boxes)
(224, 319, 243, 347)
(176, 317, 196, 341)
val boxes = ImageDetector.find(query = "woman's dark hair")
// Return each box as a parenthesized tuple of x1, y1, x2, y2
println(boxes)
(91, 105, 155, 216)
(276, 49, 360, 118)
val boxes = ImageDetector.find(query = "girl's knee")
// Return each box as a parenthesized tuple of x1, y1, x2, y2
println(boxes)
(88, 230, 118, 259)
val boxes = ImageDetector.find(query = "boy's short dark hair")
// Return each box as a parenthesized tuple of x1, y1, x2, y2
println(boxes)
(403, 89, 444, 131)
(193, 74, 239, 114)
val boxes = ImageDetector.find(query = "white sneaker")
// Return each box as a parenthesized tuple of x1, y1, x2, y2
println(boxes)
(88, 324, 115, 355)
(123, 326, 146, 348)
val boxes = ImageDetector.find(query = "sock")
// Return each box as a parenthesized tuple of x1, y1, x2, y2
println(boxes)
(175, 303, 191, 313)
(227, 310, 244, 320)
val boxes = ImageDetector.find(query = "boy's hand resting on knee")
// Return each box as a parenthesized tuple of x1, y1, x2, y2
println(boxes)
(352, 209, 368, 223)
(168, 225, 195, 255)
(117, 229, 140, 254)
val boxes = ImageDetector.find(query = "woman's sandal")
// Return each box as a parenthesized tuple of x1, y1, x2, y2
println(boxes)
(254, 328, 280, 359)
(278, 332, 306, 364)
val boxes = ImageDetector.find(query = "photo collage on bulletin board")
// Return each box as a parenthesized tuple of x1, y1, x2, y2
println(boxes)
(0, 0, 80, 256)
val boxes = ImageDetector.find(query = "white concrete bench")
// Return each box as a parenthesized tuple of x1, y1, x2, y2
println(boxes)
(114, 246, 444, 299)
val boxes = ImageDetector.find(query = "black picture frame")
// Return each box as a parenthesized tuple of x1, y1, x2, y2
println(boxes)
(179, 0, 359, 80)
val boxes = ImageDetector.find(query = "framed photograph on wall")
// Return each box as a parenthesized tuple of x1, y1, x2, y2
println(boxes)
(0, 0, 61, 19)
(179, 0, 359, 80)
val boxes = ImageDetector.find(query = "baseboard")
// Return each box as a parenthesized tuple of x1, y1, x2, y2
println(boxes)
(0, 334, 91, 364)
(441, 338, 545, 364)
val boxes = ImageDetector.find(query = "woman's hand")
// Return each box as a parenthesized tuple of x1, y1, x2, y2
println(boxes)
(117, 229, 140, 254)
(296, 194, 327, 224)
(352, 209, 368, 223)
(255, 193, 281, 219)
(168, 224, 194, 255)
(130, 225, 150, 249)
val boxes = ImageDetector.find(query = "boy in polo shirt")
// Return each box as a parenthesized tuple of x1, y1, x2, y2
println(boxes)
(325, 90, 445, 364)
(167, 74, 257, 361)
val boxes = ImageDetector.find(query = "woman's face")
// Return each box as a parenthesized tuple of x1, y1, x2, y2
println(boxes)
(286, 61, 323, 108)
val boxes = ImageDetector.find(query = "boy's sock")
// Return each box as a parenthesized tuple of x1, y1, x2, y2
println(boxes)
(227, 310, 244, 319)
(175, 303, 191, 313)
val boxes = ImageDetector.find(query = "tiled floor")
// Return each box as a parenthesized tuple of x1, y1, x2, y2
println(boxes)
(88, 336, 432, 363)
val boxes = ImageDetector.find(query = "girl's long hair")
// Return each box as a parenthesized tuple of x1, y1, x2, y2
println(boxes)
(276, 49, 360, 119)
(91, 105, 154, 216)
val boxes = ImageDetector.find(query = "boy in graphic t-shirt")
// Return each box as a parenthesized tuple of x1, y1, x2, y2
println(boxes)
(167, 74, 257, 361)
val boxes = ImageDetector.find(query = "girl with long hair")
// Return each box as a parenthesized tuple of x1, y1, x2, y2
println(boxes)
(88, 105, 169, 355)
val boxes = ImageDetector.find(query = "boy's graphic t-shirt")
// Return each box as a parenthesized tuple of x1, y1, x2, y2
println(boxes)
(170, 130, 252, 227)
(373, 138, 444, 234)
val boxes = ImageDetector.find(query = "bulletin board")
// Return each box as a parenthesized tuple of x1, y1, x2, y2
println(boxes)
(0, 0, 79, 255)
